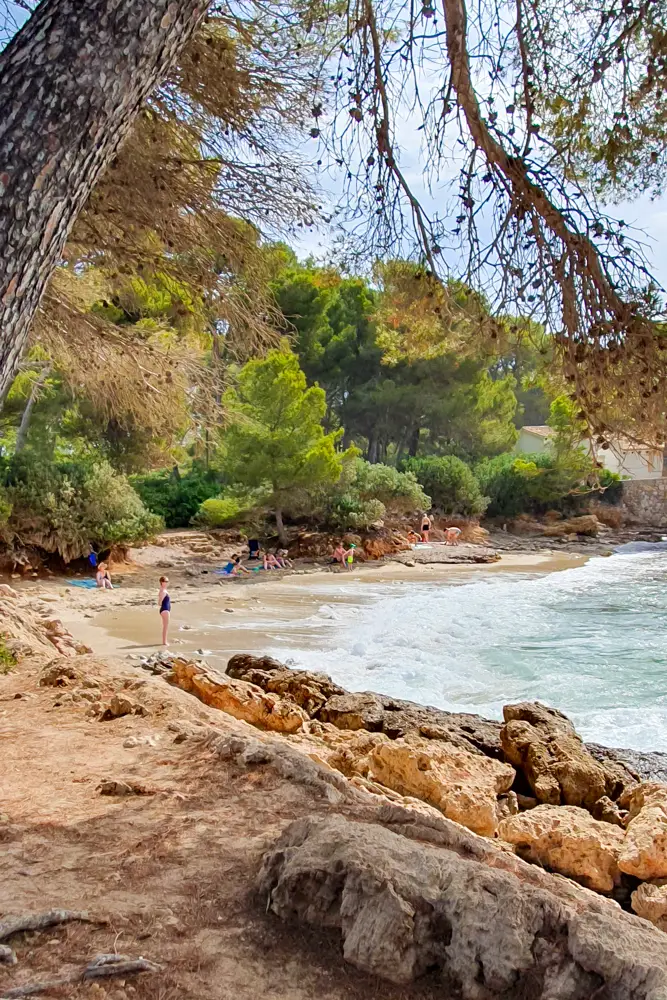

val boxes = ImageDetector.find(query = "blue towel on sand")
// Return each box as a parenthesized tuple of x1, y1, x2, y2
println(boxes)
(68, 578, 116, 589)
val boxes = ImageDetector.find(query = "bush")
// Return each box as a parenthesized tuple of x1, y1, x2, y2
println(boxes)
(1, 454, 162, 561)
(475, 448, 596, 518)
(324, 458, 430, 530)
(131, 464, 221, 528)
(196, 485, 268, 528)
(404, 456, 488, 516)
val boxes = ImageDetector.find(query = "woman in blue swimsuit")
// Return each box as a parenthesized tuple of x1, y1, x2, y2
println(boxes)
(158, 576, 171, 646)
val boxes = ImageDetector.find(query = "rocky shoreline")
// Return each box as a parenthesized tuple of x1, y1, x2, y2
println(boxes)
(5, 587, 667, 999)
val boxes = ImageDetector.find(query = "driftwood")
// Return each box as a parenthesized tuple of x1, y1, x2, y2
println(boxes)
(0, 911, 92, 942)
(0, 953, 160, 998)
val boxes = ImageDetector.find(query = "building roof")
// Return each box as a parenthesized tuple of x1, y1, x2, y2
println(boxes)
(520, 425, 554, 438)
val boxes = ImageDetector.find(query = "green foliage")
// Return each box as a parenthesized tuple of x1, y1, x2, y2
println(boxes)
(221, 346, 349, 538)
(131, 464, 221, 528)
(196, 485, 268, 528)
(0, 637, 17, 675)
(475, 449, 593, 518)
(324, 458, 429, 530)
(405, 456, 488, 517)
(0, 454, 162, 562)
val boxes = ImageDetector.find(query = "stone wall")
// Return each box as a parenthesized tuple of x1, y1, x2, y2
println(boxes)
(620, 479, 667, 526)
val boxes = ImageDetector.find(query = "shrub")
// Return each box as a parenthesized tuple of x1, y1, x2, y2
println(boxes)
(324, 458, 430, 530)
(131, 464, 221, 528)
(404, 456, 488, 516)
(1, 454, 162, 561)
(475, 448, 594, 518)
(196, 486, 268, 528)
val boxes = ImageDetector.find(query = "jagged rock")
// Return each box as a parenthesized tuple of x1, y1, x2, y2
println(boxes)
(168, 658, 307, 733)
(619, 783, 667, 880)
(99, 694, 148, 721)
(223, 657, 504, 757)
(632, 882, 667, 932)
(542, 514, 600, 537)
(319, 692, 385, 731)
(287, 723, 386, 778)
(367, 738, 515, 837)
(498, 804, 624, 893)
(588, 742, 667, 783)
(501, 701, 631, 808)
(39, 659, 79, 686)
(98, 778, 153, 796)
(226, 654, 345, 715)
(592, 795, 627, 828)
(259, 813, 667, 997)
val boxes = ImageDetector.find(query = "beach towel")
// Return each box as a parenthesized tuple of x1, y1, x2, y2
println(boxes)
(68, 578, 104, 589)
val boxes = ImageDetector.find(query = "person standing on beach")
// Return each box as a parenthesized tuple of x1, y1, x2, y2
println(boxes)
(420, 513, 433, 542)
(345, 543, 356, 570)
(158, 576, 171, 646)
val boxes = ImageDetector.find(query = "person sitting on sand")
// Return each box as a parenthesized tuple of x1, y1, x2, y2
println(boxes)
(263, 552, 280, 570)
(158, 576, 171, 646)
(330, 542, 346, 567)
(420, 513, 433, 542)
(221, 554, 251, 576)
(445, 526, 462, 545)
(275, 549, 293, 569)
(95, 561, 113, 590)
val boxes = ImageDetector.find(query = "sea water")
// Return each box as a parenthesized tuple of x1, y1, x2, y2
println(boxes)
(259, 546, 667, 752)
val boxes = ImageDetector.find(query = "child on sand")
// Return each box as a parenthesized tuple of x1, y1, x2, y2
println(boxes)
(96, 562, 113, 590)
(158, 576, 171, 646)
(445, 526, 462, 545)
(275, 549, 293, 569)
(345, 543, 356, 570)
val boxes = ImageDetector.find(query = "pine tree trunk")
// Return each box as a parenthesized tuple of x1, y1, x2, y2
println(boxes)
(15, 366, 51, 452)
(0, 0, 209, 400)
(274, 507, 287, 547)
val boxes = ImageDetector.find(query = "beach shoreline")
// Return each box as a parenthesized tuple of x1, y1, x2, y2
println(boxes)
(51, 548, 591, 666)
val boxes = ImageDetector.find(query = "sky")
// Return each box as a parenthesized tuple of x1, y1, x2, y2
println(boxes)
(294, 119, 667, 294)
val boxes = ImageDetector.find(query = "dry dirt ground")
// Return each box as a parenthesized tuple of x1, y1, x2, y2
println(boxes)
(0, 654, 448, 1000)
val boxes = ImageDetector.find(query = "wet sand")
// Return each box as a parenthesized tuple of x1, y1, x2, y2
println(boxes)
(58, 550, 591, 670)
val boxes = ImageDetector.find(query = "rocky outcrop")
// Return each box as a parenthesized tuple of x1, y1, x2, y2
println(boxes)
(588, 742, 667, 784)
(225, 655, 504, 758)
(226, 654, 345, 715)
(542, 514, 601, 537)
(368, 738, 516, 837)
(501, 701, 632, 808)
(632, 882, 667, 931)
(619, 783, 667, 880)
(259, 813, 667, 997)
(498, 804, 625, 893)
(319, 692, 385, 731)
(168, 659, 307, 733)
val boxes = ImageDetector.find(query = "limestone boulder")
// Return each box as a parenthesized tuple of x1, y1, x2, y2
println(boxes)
(259, 813, 667, 997)
(168, 659, 307, 733)
(367, 737, 515, 836)
(619, 783, 667, 880)
(287, 722, 387, 778)
(226, 654, 344, 716)
(501, 701, 631, 808)
(632, 882, 667, 932)
(319, 692, 385, 731)
(497, 804, 624, 893)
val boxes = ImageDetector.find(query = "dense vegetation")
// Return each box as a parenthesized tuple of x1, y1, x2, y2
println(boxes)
(0, 246, 609, 561)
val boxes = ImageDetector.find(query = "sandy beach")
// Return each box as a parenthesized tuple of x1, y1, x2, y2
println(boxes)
(44, 549, 591, 669)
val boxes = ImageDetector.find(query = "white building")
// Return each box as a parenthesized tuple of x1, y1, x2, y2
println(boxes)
(516, 425, 664, 481)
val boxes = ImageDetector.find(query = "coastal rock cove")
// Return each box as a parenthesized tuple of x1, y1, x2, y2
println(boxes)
(4, 546, 667, 999)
